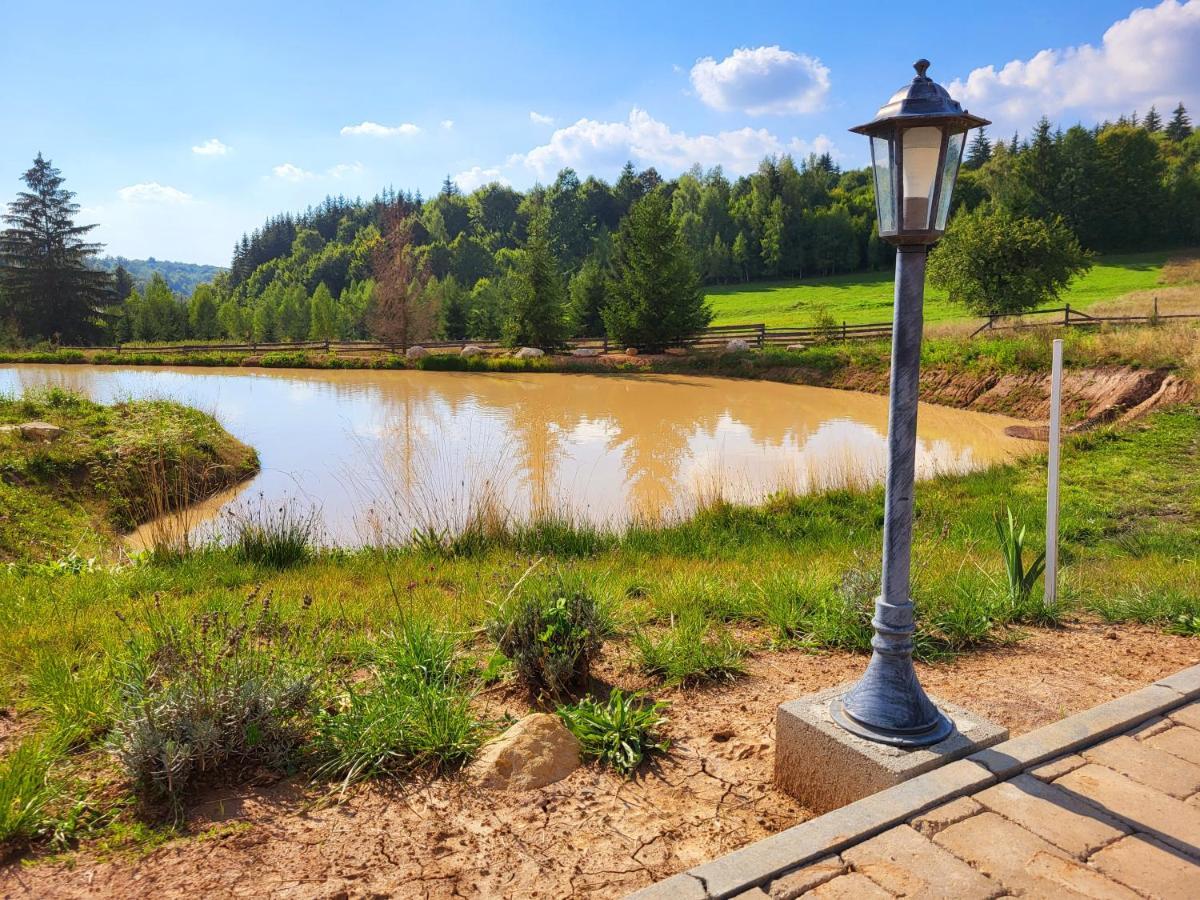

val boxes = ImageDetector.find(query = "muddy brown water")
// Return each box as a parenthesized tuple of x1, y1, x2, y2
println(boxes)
(0, 364, 1037, 546)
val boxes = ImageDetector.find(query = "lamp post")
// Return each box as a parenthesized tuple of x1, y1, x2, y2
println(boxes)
(830, 60, 989, 747)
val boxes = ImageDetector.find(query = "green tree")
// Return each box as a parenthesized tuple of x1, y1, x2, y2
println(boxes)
(1166, 103, 1193, 141)
(308, 282, 336, 341)
(504, 216, 567, 348)
(1142, 106, 1162, 132)
(188, 284, 221, 339)
(603, 191, 711, 352)
(928, 205, 1092, 317)
(113, 264, 136, 301)
(964, 127, 993, 169)
(0, 154, 115, 342)
(568, 254, 609, 336)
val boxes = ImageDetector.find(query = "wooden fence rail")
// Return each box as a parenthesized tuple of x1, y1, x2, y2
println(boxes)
(970, 299, 1200, 337)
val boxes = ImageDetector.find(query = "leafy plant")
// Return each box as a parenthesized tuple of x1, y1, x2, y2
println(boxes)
(558, 690, 669, 776)
(633, 610, 746, 685)
(995, 506, 1046, 600)
(484, 573, 605, 697)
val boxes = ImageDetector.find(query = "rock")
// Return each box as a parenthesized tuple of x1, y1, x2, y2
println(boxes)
(664, 347, 688, 357)
(460, 344, 485, 358)
(470, 713, 581, 790)
(0, 421, 64, 442)
(725, 338, 751, 353)
(786, 343, 807, 352)
(571, 347, 601, 357)
(514, 347, 544, 359)
(405, 345, 429, 360)
(625, 348, 639, 357)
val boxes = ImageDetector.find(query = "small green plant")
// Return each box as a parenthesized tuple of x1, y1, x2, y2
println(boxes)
(558, 690, 670, 776)
(311, 615, 480, 790)
(227, 499, 319, 568)
(484, 573, 606, 697)
(0, 733, 64, 848)
(995, 506, 1046, 607)
(633, 610, 746, 685)
(25, 650, 113, 748)
(109, 592, 317, 812)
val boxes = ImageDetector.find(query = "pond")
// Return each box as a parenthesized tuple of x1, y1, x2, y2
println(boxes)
(0, 364, 1036, 546)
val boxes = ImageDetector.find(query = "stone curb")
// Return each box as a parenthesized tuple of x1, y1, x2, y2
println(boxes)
(626, 662, 1200, 900)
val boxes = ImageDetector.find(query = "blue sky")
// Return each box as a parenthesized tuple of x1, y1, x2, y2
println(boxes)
(3, 0, 1198, 265)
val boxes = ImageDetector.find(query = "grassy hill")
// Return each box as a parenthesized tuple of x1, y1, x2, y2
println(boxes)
(96, 256, 226, 297)
(705, 250, 1178, 328)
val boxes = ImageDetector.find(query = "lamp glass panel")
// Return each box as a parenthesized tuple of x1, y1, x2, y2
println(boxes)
(934, 131, 966, 231)
(870, 135, 896, 233)
(901, 126, 941, 229)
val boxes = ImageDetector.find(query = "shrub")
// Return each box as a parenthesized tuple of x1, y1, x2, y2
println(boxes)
(484, 573, 605, 697)
(311, 615, 480, 789)
(109, 594, 317, 811)
(227, 500, 319, 567)
(558, 690, 669, 776)
(633, 610, 746, 685)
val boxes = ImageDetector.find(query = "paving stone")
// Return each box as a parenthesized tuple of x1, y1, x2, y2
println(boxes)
(933, 812, 1139, 898)
(841, 824, 1001, 899)
(768, 856, 844, 900)
(626, 872, 706, 900)
(732, 889, 772, 900)
(909, 796, 982, 836)
(1028, 753, 1087, 782)
(1084, 734, 1200, 799)
(974, 772, 1128, 858)
(807, 873, 892, 898)
(1090, 833, 1200, 900)
(1144, 725, 1200, 766)
(1168, 702, 1200, 730)
(1154, 665, 1200, 700)
(1128, 715, 1174, 741)
(1056, 763, 1200, 857)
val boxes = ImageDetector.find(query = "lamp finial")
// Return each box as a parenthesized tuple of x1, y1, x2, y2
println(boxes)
(914, 59, 931, 80)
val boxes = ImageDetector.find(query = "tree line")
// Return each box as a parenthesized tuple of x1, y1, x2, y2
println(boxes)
(1, 102, 1195, 346)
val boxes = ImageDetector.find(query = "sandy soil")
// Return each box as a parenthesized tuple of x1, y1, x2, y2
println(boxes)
(3, 621, 1196, 900)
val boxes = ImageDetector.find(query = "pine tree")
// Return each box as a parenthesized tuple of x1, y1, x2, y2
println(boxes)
(568, 254, 608, 336)
(602, 191, 711, 352)
(113, 264, 136, 301)
(1142, 106, 1162, 132)
(1166, 103, 1193, 141)
(504, 215, 567, 349)
(0, 154, 115, 342)
(964, 128, 992, 169)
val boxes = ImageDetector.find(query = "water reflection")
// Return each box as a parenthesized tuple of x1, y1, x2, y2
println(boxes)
(0, 364, 1037, 545)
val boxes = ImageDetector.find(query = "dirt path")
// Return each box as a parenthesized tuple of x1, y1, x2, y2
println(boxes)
(4, 622, 1197, 899)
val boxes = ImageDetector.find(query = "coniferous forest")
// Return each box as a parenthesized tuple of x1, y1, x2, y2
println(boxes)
(1, 106, 1197, 347)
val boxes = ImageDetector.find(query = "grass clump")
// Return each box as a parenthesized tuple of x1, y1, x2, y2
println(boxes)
(0, 734, 64, 851)
(227, 500, 319, 568)
(485, 572, 606, 697)
(558, 689, 669, 776)
(634, 609, 746, 685)
(109, 593, 317, 812)
(311, 615, 480, 790)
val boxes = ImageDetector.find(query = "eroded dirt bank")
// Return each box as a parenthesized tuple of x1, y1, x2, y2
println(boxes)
(5, 624, 1197, 900)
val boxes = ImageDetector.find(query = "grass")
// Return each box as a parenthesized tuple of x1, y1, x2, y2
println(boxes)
(705, 249, 1191, 327)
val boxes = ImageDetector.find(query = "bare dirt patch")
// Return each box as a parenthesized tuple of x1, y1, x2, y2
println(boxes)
(4, 621, 1197, 899)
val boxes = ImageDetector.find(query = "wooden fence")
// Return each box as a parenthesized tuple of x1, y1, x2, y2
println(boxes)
(65, 320, 897, 356)
(970, 300, 1200, 337)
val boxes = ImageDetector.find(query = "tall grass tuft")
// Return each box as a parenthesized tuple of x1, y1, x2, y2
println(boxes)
(557, 690, 669, 776)
(25, 650, 113, 748)
(485, 571, 607, 698)
(109, 591, 318, 812)
(634, 609, 746, 685)
(227, 499, 320, 568)
(311, 614, 480, 790)
(995, 506, 1047, 616)
(0, 734, 64, 850)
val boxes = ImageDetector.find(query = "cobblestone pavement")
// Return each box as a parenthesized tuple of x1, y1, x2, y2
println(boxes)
(760, 701, 1200, 899)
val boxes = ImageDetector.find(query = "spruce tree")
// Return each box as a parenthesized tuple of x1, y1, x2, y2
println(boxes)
(503, 216, 567, 349)
(964, 127, 992, 169)
(568, 254, 608, 337)
(113, 264, 136, 300)
(0, 154, 114, 342)
(1166, 103, 1193, 141)
(603, 191, 711, 352)
(1142, 106, 1162, 132)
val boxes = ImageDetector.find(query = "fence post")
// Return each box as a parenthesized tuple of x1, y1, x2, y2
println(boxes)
(758, 323, 766, 349)
(603, 337, 608, 353)
(1063, 303, 1070, 326)
(1045, 338, 1064, 610)
(1153, 295, 1159, 324)
(842, 320, 847, 342)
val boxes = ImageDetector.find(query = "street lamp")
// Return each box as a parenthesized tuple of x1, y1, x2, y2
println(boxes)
(831, 60, 989, 747)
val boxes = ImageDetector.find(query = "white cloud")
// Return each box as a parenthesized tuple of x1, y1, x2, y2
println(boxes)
(340, 120, 421, 137)
(529, 111, 555, 125)
(191, 137, 231, 156)
(327, 161, 365, 179)
(948, 0, 1200, 134)
(441, 119, 455, 130)
(117, 182, 193, 204)
(515, 107, 837, 179)
(272, 163, 315, 182)
(453, 166, 511, 191)
(690, 46, 830, 115)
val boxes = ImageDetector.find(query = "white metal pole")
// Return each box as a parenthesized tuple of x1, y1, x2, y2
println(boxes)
(1045, 339, 1063, 608)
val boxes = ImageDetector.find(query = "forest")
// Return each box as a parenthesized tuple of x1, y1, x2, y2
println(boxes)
(1, 104, 1197, 346)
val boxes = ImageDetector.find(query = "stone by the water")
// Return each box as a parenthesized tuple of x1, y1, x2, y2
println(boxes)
(515, 347, 545, 359)
(405, 345, 429, 359)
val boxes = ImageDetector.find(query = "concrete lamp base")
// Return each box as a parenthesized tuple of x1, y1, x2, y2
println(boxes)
(775, 683, 1007, 814)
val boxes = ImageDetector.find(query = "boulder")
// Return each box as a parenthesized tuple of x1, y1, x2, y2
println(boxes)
(405, 345, 429, 360)
(470, 713, 581, 790)
(725, 338, 751, 353)
(786, 343, 807, 352)
(571, 347, 601, 358)
(0, 421, 64, 442)
(664, 347, 688, 357)
(514, 347, 545, 359)
(460, 344, 485, 358)
(625, 348, 639, 357)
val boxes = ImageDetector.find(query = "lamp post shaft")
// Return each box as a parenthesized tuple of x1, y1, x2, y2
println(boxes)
(831, 245, 953, 747)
